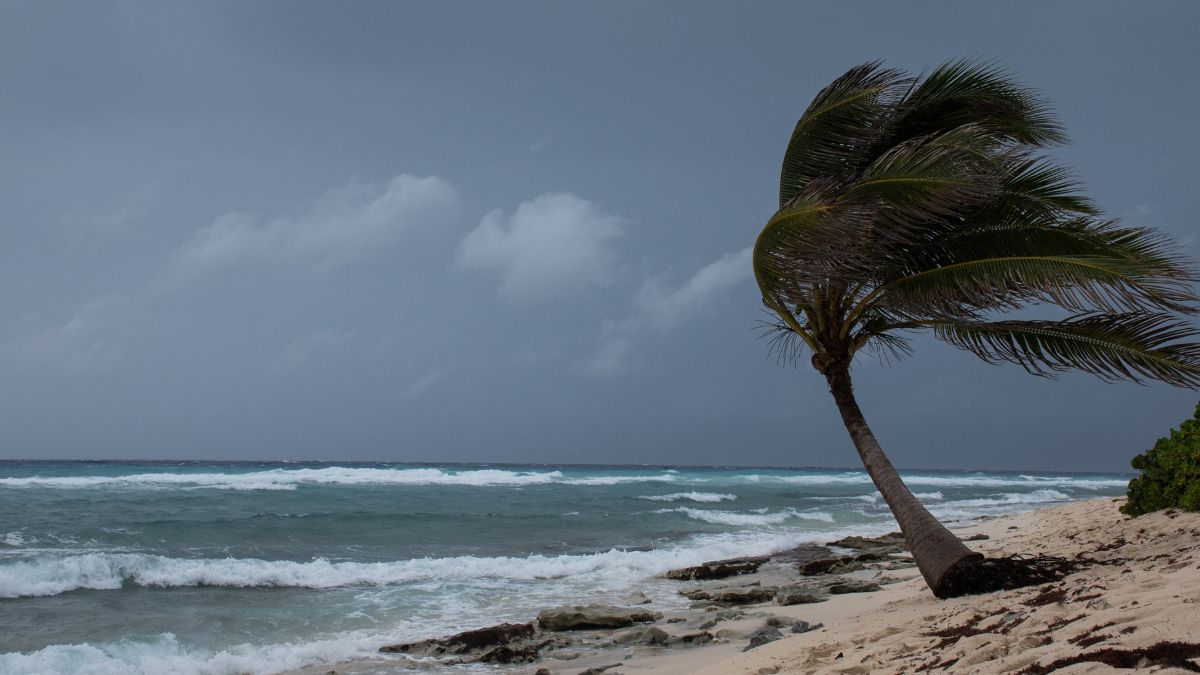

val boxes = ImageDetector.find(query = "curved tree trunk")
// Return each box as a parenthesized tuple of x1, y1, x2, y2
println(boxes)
(823, 364, 981, 598)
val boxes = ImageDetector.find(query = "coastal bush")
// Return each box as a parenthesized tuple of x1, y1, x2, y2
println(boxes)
(1122, 403, 1200, 516)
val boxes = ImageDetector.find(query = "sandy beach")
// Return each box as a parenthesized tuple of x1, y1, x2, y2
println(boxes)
(685, 498, 1200, 675)
(342, 497, 1200, 675)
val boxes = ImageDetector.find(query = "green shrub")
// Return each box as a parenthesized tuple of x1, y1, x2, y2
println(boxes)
(1122, 402, 1200, 516)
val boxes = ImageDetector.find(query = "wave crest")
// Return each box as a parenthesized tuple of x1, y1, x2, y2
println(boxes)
(658, 507, 834, 526)
(0, 524, 873, 600)
(638, 492, 736, 503)
(0, 468, 565, 491)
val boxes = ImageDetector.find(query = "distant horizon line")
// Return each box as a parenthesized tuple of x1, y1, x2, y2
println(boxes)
(0, 458, 1134, 477)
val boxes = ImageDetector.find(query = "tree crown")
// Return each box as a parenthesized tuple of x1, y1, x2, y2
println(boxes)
(755, 59, 1200, 386)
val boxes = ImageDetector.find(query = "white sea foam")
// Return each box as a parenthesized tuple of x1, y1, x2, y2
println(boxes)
(0, 524, 878, 601)
(0, 467, 566, 491)
(0, 466, 1129, 492)
(638, 492, 737, 503)
(561, 473, 677, 485)
(0, 632, 385, 675)
(736, 473, 1127, 489)
(659, 507, 835, 526)
(2, 531, 28, 547)
(914, 491, 945, 500)
(937, 489, 1071, 508)
(925, 489, 1076, 522)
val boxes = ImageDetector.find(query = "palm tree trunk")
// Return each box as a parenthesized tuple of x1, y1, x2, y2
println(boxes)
(824, 364, 982, 598)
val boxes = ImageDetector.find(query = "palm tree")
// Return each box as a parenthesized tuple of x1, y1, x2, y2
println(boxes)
(755, 59, 1200, 598)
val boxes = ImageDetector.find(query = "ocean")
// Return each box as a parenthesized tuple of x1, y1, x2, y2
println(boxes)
(0, 461, 1129, 674)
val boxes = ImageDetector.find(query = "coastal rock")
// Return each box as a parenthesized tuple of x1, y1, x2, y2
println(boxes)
(664, 555, 769, 581)
(666, 631, 714, 647)
(791, 620, 823, 634)
(709, 586, 777, 604)
(679, 587, 711, 600)
(612, 625, 669, 646)
(743, 626, 784, 651)
(379, 622, 546, 663)
(775, 586, 826, 605)
(798, 556, 864, 576)
(828, 532, 906, 551)
(537, 604, 663, 631)
(764, 615, 791, 628)
(479, 643, 543, 663)
(768, 544, 835, 563)
(622, 590, 652, 605)
(576, 664, 622, 675)
(828, 580, 882, 594)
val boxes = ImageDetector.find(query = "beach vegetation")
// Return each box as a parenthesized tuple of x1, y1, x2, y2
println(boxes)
(1122, 403, 1200, 515)
(755, 59, 1200, 597)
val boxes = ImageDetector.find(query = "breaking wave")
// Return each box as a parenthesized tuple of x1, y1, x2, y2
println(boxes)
(637, 492, 737, 503)
(0, 632, 383, 675)
(0, 468, 566, 491)
(658, 507, 835, 526)
(0, 526, 862, 600)
(734, 472, 1127, 490)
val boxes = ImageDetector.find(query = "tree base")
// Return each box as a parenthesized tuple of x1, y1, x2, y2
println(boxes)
(931, 554, 1087, 599)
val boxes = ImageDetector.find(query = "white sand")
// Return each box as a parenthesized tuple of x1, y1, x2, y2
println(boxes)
(525, 498, 1200, 674)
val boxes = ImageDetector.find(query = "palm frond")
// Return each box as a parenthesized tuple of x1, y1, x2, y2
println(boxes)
(756, 59, 1199, 387)
(926, 313, 1200, 387)
(756, 316, 808, 367)
(992, 155, 1097, 217)
(913, 217, 1193, 273)
(754, 187, 883, 304)
(840, 124, 1002, 239)
(779, 62, 912, 208)
(876, 254, 1197, 317)
(890, 58, 1066, 147)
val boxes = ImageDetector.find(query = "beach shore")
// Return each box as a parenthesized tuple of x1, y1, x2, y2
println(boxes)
(315, 497, 1200, 674)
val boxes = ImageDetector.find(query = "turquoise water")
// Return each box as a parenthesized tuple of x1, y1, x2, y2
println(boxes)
(0, 461, 1129, 674)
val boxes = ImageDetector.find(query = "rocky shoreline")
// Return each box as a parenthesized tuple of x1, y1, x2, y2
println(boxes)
(360, 531, 943, 674)
(292, 500, 1200, 674)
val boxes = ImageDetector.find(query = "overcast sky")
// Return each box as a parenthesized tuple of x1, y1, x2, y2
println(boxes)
(1, 1, 1197, 471)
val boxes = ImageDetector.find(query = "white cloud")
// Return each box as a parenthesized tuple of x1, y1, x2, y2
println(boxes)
(456, 192, 625, 303)
(173, 174, 459, 279)
(580, 247, 753, 377)
(279, 329, 355, 369)
(0, 295, 137, 375)
(634, 248, 752, 330)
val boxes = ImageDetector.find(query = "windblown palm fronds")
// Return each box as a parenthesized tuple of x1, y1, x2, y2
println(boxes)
(755, 59, 1200, 598)
(756, 59, 1200, 386)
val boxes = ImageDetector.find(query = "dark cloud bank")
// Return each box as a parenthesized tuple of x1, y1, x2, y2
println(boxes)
(1, 1, 1197, 471)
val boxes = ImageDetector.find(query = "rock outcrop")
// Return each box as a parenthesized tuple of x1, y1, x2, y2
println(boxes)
(379, 622, 553, 663)
(828, 580, 882, 594)
(743, 626, 783, 651)
(775, 585, 826, 605)
(612, 625, 670, 645)
(537, 604, 663, 631)
(828, 532, 906, 551)
(664, 556, 769, 581)
(708, 586, 777, 604)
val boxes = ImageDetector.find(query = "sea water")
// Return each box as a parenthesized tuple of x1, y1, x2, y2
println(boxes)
(0, 461, 1129, 674)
